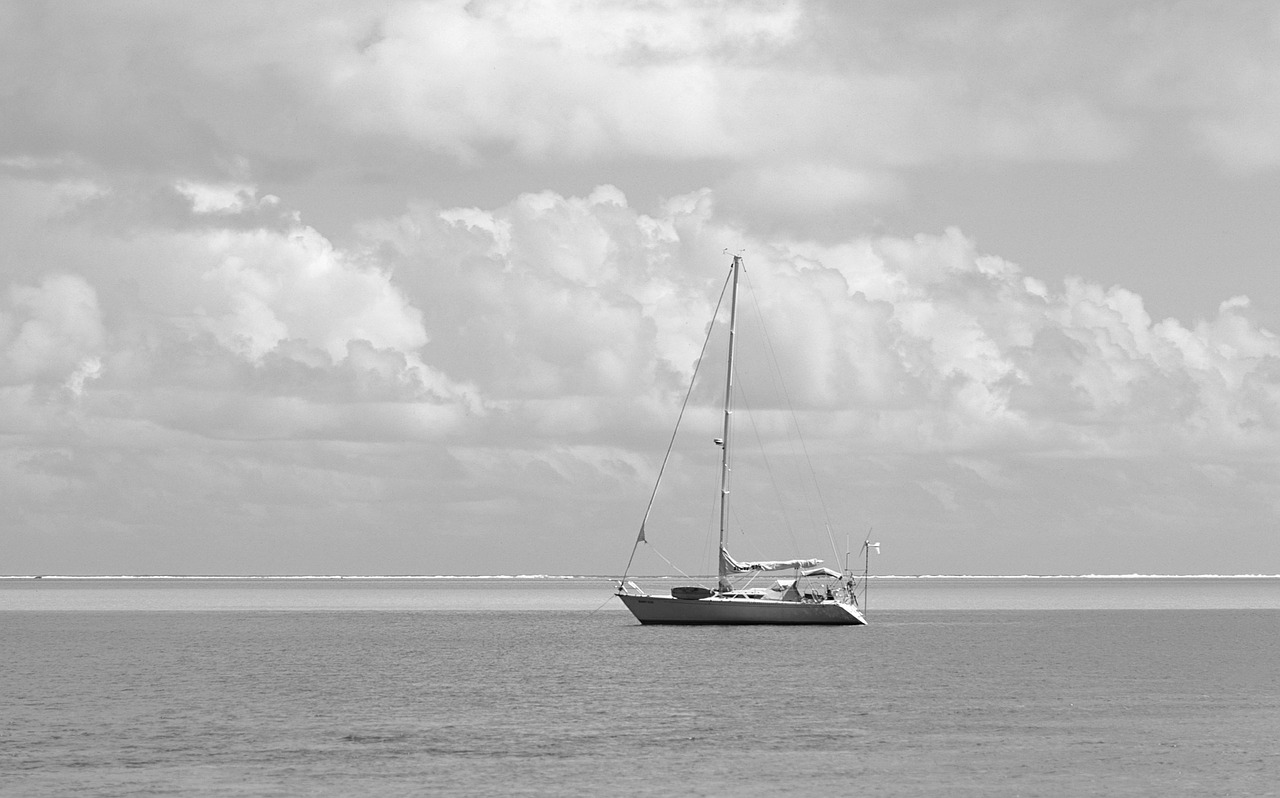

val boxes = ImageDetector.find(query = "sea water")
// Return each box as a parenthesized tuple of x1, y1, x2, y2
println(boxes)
(2, 577, 1278, 796)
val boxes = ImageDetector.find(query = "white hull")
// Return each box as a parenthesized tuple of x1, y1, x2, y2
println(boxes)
(617, 592, 866, 625)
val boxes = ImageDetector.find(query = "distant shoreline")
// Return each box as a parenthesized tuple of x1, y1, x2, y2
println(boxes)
(4, 573, 1279, 581)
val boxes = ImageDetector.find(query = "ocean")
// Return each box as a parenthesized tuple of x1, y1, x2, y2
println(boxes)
(2, 577, 1278, 796)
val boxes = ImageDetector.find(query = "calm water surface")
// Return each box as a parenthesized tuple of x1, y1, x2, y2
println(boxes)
(2, 579, 1278, 796)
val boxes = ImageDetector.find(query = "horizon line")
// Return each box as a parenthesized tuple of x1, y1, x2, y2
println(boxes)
(3, 573, 1279, 580)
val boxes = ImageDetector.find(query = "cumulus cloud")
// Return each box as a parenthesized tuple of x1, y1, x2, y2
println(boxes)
(1, 177, 480, 442)
(63, 356, 103, 397)
(325, 0, 803, 162)
(190, 224, 428, 364)
(315, 1, 1136, 171)
(364, 185, 707, 407)
(345, 186, 1280, 463)
(8, 0, 1277, 193)
(3, 1, 1280, 574)
(53, 175, 1261, 454)
(0, 273, 105, 387)
(2, 173, 1278, 572)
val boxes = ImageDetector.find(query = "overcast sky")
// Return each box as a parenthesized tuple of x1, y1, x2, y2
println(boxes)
(3, 1, 1279, 576)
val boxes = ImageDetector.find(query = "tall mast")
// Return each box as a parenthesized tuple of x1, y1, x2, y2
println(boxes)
(717, 255, 742, 592)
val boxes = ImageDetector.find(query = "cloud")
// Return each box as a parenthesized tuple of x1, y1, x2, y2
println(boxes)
(2, 172, 1278, 572)
(1, 273, 105, 387)
(321, 1, 1136, 171)
(10, 176, 1280, 450)
(190, 224, 428, 364)
(363, 184, 711, 407)
(345, 186, 1280, 463)
(1112, 3, 1280, 172)
(63, 356, 103, 397)
(323, 0, 800, 163)
(3, 0, 1280, 574)
(1, 176, 481, 441)
(11, 0, 1279, 196)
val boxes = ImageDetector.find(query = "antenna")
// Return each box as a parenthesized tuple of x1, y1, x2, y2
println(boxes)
(861, 530, 880, 614)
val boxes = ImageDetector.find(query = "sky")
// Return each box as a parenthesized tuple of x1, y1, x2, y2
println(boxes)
(2, 0, 1279, 576)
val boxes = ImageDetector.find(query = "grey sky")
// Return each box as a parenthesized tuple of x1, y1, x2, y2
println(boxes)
(1, 1, 1278, 576)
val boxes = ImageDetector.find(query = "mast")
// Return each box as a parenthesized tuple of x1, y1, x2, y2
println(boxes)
(717, 255, 742, 592)
(864, 538, 870, 611)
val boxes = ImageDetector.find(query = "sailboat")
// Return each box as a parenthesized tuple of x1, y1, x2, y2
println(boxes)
(616, 255, 868, 625)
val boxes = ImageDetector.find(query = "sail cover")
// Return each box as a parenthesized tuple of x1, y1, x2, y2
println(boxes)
(721, 549, 823, 573)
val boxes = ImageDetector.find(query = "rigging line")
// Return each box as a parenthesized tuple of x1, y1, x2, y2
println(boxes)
(621, 268, 734, 581)
(732, 268, 802, 554)
(647, 543, 698, 581)
(734, 379, 802, 556)
(585, 593, 617, 616)
(741, 266, 842, 563)
(739, 268, 811, 541)
(702, 456, 720, 575)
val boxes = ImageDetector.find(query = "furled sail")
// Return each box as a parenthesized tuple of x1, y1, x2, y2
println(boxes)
(721, 549, 823, 573)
